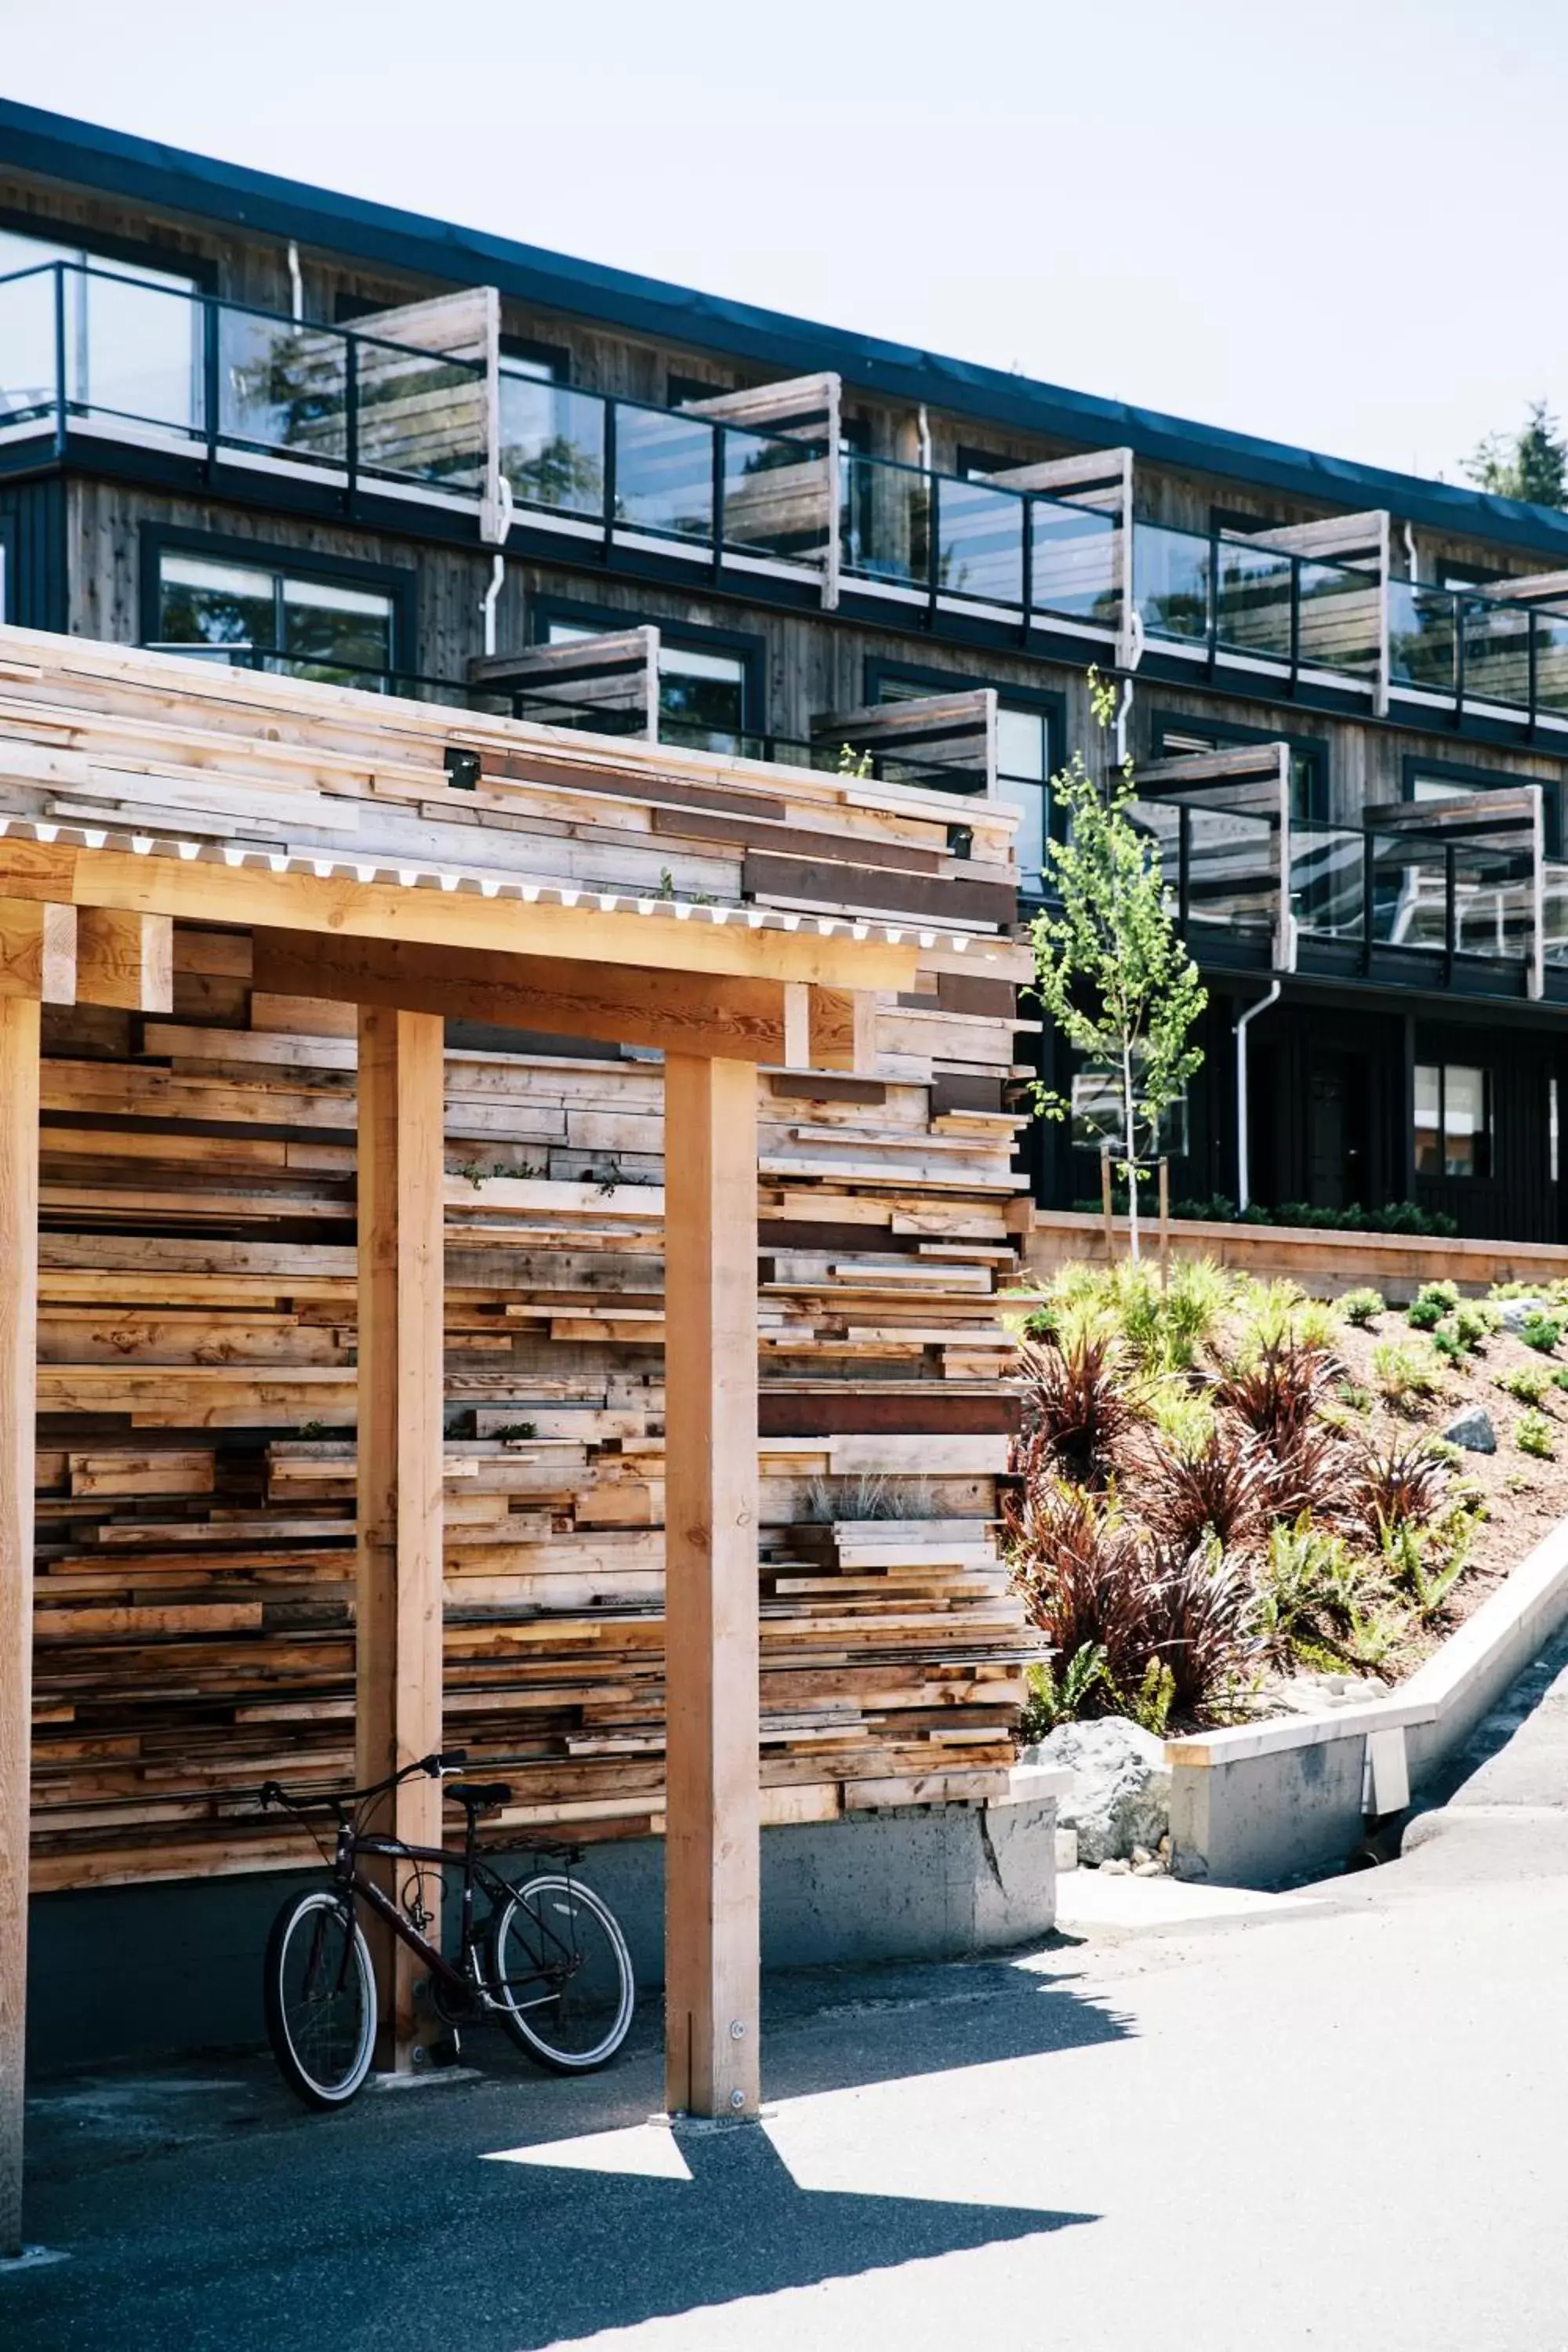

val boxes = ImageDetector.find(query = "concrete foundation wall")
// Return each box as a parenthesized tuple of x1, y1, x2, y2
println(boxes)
(1169, 1737, 1370, 1889)
(26, 1788, 1060, 2075)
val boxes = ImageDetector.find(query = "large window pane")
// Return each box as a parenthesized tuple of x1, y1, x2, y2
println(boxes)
(1443, 1065, 1490, 1178)
(656, 644, 746, 752)
(281, 577, 394, 680)
(997, 704, 1048, 893)
(158, 554, 276, 652)
(500, 378, 604, 517)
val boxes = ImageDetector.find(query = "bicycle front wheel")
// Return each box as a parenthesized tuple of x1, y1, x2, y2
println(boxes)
(264, 1889, 377, 2109)
(488, 1874, 634, 2072)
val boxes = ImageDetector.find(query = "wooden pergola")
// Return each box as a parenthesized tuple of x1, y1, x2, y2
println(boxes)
(0, 634, 1028, 2252)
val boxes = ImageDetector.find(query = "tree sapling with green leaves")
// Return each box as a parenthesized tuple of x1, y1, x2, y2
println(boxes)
(1029, 670, 1207, 1260)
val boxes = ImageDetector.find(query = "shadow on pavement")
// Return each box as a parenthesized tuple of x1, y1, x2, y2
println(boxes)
(9, 1951, 1119, 2352)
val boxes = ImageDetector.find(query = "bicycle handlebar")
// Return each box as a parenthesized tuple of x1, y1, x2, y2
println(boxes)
(260, 1749, 468, 1814)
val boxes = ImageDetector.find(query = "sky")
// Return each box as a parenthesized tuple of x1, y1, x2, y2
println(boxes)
(2, 0, 1564, 486)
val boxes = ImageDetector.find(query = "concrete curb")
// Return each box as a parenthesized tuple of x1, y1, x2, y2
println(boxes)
(1165, 1515, 1568, 1886)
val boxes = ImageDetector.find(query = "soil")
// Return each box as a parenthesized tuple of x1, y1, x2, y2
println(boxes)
(1323, 1307, 1568, 1638)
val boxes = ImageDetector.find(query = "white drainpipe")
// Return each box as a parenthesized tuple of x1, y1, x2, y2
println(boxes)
(1403, 521, 1418, 583)
(1235, 978, 1283, 1212)
(287, 241, 303, 325)
(480, 477, 516, 657)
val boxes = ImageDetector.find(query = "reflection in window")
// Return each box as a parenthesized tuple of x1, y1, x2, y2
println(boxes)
(1414, 1062, 1492, 1178)
(153, 552, 395, 687)
(1070, 1065, 1189, 1157)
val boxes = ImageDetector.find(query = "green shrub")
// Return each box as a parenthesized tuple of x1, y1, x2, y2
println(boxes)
(1521, 1312, 1563, 1356)
(1335, 1381, 1375, 1414)
(1450, 1305, 1490, 1352)
(1497, 1365, 1551, 1406)
(1406, 1297, 1446, 1331)
(1339, 1288, 1385, 1328)
(1516, 1409, 1555, 1460)
(1551, 1367, 1568, 1394)
(1416, 1280, 1461, 1314)
(1431, 1326, 1466, 1366)
(1372, 1340, 1443, 1407)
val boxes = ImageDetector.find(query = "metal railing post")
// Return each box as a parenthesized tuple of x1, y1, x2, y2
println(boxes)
(203, 296, 220, 479)
(1360, 829, 1375, 978)
(1453, 590, 1465, 727)
(1444, 844, 1457, 982)
(926, 470, 940, 626)
(52, 263, 67, 460)
(1288, 552, 1301, 695)
(711, 421, 725, 586)
(1178, 807, 1192, 930)
(344, 336, 359, 517)
(1020, 493, 1033, 647)
(603, 399, 618, 564)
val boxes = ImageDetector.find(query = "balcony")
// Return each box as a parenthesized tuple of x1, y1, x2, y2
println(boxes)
(1129, 745, 1559, 1003)
(154, 626, 1004, 800)
(1131, 510, 1388, 702)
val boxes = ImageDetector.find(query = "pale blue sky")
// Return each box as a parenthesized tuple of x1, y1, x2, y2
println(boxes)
(3, 0, 1562, 486)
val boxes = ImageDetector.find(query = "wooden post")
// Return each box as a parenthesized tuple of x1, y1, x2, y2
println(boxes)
(662, 1054, 760, 2121)
(1159, 1157, 1171, 1293)
(0, 996, 40, 2258)
(356, 1005, 445, 2072)
(1100, 1144, 1115, 1266)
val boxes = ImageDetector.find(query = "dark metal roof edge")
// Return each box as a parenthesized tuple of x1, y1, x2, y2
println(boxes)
(7, 98, 1568, 563)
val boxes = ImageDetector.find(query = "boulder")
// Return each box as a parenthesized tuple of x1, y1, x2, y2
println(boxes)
(1496, 1298, 1552, 1335)
(1022, 1716, 1171, 1864)
(1443, 1405, 1497, 1454)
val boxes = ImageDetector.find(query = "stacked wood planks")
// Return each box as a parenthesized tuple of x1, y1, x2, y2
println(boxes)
(0, 630, 1038, 1892)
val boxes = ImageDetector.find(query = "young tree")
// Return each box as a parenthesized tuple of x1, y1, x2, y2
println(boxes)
(1030, 670, 1207, 1261)
(1463, 400, 1568, 508)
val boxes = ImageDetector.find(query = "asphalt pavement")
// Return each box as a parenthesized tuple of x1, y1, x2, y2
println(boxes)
(9, 1641, 1568, 2352)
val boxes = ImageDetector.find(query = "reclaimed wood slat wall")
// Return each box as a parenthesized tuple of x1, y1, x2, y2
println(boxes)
(0, 633, 1038, 1893)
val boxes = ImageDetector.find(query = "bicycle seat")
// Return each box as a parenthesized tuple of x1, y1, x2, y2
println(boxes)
(446, 1780, 513, 1811)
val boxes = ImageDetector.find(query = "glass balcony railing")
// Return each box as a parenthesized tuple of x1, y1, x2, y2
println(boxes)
(1290, 821, 1366, 942)
(836, 450, 1119, 626)
(1388, 579, 1568, 728)
(1133, 521, 1382, 681)
(1286, 822, 1534, 967)
(0, 260, 491, 502)
(1126, 796, 1279, 952)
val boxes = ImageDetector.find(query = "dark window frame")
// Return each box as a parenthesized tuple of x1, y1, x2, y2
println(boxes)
(1414, 1058, 1494, 1182)
(1400, 751, 1561, 859)
(527, 590, 766, 734)
(138, 524, 417, 677)
(666, 370, 735, 410)
(1149, 706, 1331, 823)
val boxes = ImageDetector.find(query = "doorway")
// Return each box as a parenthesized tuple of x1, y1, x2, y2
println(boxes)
(1307, 1051, 1370, 1210)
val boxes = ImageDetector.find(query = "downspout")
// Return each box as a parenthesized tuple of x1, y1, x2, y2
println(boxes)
(287, 241, 304, 325)
(1114, 673, 1135, 769)
(480, 476, 515, 659)
(1403, 521, 1418, 583)
(1234, 979, 1282, 1214)
(916, 404, 932, 477)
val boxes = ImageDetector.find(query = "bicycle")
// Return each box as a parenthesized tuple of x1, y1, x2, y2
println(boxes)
(258, 1750, 634, 2109)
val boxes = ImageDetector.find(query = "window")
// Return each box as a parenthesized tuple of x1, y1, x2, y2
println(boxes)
(0, 223, 199, 430)
(1070, 1065, 1189, 1157)
(151, 551, 396, 687)
(545, 617, 750, 753)
(1153, 715, 1329, 825)
(1414, 1062, 1492, 1179)
(996, 702, 1051, 895)
(867, 662, 1061, 891)
(1551, 1075, 1561, 1185)
(667, 372, 732, 410)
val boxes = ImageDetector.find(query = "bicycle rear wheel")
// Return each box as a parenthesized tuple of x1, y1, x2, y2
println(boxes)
(264, 1889, 377, 2109)
(488, 1874, 633, 2073)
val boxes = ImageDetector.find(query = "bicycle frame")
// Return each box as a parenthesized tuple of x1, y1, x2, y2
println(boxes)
(330, 1821, 587, 2017)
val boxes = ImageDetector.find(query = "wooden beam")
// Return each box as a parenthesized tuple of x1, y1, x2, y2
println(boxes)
(0, 840, 925, 995)
(0, 899, 74, 1004)
(0, 996, 39, 2256)
(254, 932, 791, 1062)
(356, 1006, 446, 2072)
(74, 909, 173, 1012)
(662, 1054, 760, 2122)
